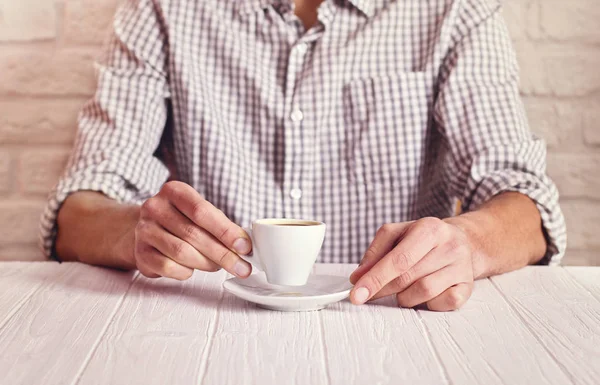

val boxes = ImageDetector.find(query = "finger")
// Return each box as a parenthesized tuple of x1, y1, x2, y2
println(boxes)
(135, 243, 194, 281)
(159, 181, 252, 254)
(193, 228, 252, 277)
(137, 264, 160, 279)
(370, 244, 455, 301)
(352, 219, 445, 304)
(139, 219, 221, 272)
(396, 264, 469, 308)
(144, 202, 224, 270)
(350, 222, 412, 284)
(426, 282, 473, 311)
(141, 188, 252, 277)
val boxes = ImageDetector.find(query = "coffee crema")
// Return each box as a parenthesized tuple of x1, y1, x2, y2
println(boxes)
(274, 223, 315, 227)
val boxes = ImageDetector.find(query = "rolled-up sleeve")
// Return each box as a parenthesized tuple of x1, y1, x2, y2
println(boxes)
(434, 3, 567, 265)
(40, 0, 171, 259)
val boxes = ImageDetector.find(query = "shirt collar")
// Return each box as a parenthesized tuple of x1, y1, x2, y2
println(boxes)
(346, 0, 375, 17)
(236, 0, 376, 18)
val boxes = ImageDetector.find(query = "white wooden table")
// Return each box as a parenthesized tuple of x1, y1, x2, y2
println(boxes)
(0, 262, 598, 385)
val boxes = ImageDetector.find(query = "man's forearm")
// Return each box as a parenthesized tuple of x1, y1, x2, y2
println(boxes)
(55, 192, 139, 270)
(445, 192, 547, 280)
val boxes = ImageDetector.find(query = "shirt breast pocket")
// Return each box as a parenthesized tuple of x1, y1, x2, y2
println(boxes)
(343, 72, 429, 187)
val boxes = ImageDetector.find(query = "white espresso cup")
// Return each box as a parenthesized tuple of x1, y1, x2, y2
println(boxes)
(239, 218, 326, 286)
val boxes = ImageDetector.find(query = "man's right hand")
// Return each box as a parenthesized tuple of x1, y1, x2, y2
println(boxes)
(134, 181, 253, 280)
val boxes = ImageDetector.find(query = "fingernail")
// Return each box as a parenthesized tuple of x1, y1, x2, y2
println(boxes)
(234, 261, 251, 277)
(233, 238, 251, 254)
(353, 287, 370, 304)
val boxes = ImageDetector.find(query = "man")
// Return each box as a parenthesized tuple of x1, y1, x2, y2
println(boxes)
(41, 0, 566, 311)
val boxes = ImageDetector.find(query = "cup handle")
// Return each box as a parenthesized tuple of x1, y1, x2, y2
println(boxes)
(238, 228, 263, 271)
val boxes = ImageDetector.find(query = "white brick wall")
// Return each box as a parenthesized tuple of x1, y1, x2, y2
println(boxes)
(0, 0, 598, 265)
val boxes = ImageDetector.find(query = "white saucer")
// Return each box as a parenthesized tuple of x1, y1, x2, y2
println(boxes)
(223, 273, 353, 312)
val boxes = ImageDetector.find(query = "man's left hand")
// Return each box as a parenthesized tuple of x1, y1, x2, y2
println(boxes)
(349, 217, 476, 311)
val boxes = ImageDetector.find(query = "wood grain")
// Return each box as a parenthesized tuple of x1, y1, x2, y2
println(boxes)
(2, 262, 599, 385)
(419, 278, 572, 385)
(315, 264, 448, 385)
(77, 270, 228, 385)
(0, 262, 64, 329)
(0, 263, 135, 385)
(202, 272, 329, 385)
(565, 267, 600, 302)
(491, 266, 600, 385)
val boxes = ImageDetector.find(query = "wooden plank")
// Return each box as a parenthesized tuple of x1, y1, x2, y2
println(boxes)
(565, 267, 600, 302)
(0, 263, 135, 385)
(315, 264, 448, 385)
(77, 270, 228, 385)
(492, 266, 600, 385)
(202, 271, 330, 385)
(419, 278, 572, 385)
(0, 262, 67, 330)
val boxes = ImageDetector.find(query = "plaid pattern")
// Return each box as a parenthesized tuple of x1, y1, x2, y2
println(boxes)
(41, 0, 567, 264)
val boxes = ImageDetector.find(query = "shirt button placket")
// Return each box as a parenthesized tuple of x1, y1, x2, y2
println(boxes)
(283, 42, 309, 219)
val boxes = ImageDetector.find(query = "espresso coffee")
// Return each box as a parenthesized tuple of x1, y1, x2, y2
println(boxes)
(239, 218, 327, 285)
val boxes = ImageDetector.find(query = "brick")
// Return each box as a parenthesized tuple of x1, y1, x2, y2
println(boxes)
(584, 128, 600, 146)
(0, 200, 46, 244)
(547, 154, 600, 199)
(562, 249, 600, 267)
(0, 243, 45, 261)
(0, 151, 12, 194)
(523, 98, 584, 150)
(561, 200, 600, 250)
(0, 98, 84, 144)
(18, 148, 70, 195)
(583, 108, 600, 146)
(538, 0, 600, 44)
(502, 0, 531, 42)
(516, 42, 600, 97)
(0, 0, 56, 42)
(63, 0, 121, 46)
(0, 48, 98, 96)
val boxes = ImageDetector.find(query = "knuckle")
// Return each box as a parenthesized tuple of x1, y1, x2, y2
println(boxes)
(417, 279, 435, 298)
(396, 293, 410, 308)
(182, 224, 200, 241)
(366, 273, 386, 292)
(393, 272, 411, 290)
(135, 220, 153, 239)
(445, 288, 464, 310)
(178, 269, 194, 281)
(138, 266, 157, 279)
(171, 240, 188, 260)
(377, 223, 394, 237)
(191, 200, 209, 223)
(134, 241, 149, 259)
(390, 250, 412, 273)
(363, 247, 378, 263)
(161, 181, 181, 197)
(218, 226, 233, 243)
(419, 217, 444, 238)
(216, 249, 235, 266)
(141, 197, 161, 217)
(160, 259, 180, 278)
(446, 239, 463, 253)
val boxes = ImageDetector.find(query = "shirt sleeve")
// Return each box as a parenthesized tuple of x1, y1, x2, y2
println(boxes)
(433, 1, 567, 265)
(40, 0, 171, 260)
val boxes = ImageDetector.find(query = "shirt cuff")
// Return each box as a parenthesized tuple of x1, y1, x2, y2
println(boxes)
(462, 171, 567, 266)
(39, 173, 145, 261)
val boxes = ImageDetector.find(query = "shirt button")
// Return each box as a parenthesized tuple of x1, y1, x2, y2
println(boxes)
(290, 188, 303, 200)
(290, 109, 304, 122)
